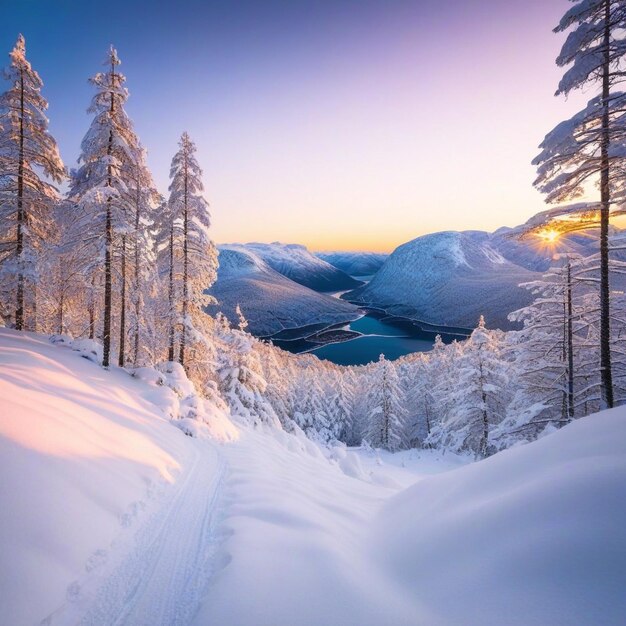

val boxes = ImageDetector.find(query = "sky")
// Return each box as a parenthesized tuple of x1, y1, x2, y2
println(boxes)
(2, 0, 591, 252)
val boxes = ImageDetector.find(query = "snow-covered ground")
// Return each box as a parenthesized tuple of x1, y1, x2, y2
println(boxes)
(1, 329, 625, 625)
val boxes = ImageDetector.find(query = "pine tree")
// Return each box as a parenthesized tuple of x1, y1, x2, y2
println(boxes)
(432, 317, 509, 458)
(0, 34, 65, 330)
(128, 154, 160, 366)
(167, 132, 218, 371)
(68, 46, 141, 367)
(366, 354, 406, 451)
(215, 313, 277, 425)
(533, 0, 626, 408)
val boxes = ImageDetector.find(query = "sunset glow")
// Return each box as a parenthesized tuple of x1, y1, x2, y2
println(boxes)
(537, 228, 560, 243)
(0, 0, 590, 252)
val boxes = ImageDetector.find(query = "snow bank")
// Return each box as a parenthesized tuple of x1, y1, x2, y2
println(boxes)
(0, 329, 234, 625)
(371, 408, 626, 626)
(194, 426, 461, 626)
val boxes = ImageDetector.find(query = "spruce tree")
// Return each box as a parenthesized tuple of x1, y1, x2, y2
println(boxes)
(0, 34, 65, 330)
(167, 132, 218, 370)
(68, 47, 141, 367)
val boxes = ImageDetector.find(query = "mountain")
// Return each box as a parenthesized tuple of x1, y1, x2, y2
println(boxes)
(208, 245, 360, 337)
(346, 231, 538, 330)
(316, 251, 388, 277)
(239, 242, 362, 291)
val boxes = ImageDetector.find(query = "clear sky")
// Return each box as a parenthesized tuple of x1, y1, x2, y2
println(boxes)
(2, 0, 590, 252)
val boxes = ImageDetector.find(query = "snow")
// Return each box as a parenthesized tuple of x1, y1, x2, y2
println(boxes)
(225, 242, 361, 291)
(0, 329, 234, 625)
(209, 245, 360, 336)
(349, 230, 538, 330)
(193, 426, 466, 626)
(371, 407, 626, 625)
(1, 329, 625, 626)
(316, 251, 388, 277)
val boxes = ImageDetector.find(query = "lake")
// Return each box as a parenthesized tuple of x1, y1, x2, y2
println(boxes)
(271, 310, 468, 366)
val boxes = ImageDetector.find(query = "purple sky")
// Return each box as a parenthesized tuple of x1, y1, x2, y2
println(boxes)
(2, 0, 588, 251)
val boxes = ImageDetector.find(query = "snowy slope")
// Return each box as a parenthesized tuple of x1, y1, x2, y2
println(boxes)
(371, 408, 626, 626)
(196, 409, 626, 626)
(348, 231, 538, 330)
(0, 329, 235, 625)
(1, 330, 624, 626)
(209, 245, 361, 336)
(234, 242, 362, 291)
(316, 251, 388, 277)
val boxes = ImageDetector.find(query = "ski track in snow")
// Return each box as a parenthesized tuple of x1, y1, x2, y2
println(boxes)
(43, 442, 227, 626)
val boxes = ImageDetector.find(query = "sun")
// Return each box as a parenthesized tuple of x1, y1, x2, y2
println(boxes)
(537, 228, 560, 243)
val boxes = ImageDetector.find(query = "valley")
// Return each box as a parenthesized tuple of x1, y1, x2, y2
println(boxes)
(270, 309, 466, 366)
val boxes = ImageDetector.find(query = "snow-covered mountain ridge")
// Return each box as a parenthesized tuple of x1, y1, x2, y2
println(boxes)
(208, 245, 360, 336)
(226, 242, 362, 291)
(347, 230, 539, 330)
(345, 215, 623, 331)
(316, 251, 388, 277)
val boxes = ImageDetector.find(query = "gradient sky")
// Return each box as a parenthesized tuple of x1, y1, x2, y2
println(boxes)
(2, 0, 589, 252)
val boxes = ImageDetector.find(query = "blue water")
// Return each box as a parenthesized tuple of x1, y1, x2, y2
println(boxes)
(273, 312, 466, 366)
(311, 332, 439, 366)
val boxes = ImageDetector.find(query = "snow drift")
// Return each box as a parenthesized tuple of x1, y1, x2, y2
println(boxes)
(371, 408, 626, 626)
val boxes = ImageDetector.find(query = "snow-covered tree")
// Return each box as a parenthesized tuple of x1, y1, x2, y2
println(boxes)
(365, 354, 406, 451)
(215, 313, 278, 426)
(0, 34, 65, 330)
(68, 46, 142, 367)
(167, 132, 218, 371)
(430, 317, 508, 458)
(127, 153, 161, 366)
(533, 0, 626, 408)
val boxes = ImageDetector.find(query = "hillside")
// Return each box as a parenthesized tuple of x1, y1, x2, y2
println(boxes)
(1, 329, 624, 625)
(0, 329, 236, 625)
(316, 251, 388, 277)
(237, 242, 362, 291)
(347, 231, 538, 330)
(208, 245, 361, 336)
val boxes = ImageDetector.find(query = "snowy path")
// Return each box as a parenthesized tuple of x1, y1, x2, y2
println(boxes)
(44, 441, 226, 626)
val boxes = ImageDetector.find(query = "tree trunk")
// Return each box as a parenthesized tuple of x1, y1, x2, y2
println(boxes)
(103, 200, 112, 367)
(179, 154, 189, 368)
(566, 262, 575, 420)
(168, 222, 176, 362)
(31, 282, 37, 332)
(58, 291, 64, 335)
(118, 234, 126, 367)
(599, 0, 614, 408)
(102, 61, 116, 368)
(15, 69, 25, 330)
(133, 178, 141, 365)
(89, 273, 96, 340)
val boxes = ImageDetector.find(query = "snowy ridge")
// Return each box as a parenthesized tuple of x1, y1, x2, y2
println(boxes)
(316, 251, 389, 277)
(228, 242, 362, 291)
(371, 407, 626, 625)
(209, 245, 360, 336)
(348, 231, 538, 330)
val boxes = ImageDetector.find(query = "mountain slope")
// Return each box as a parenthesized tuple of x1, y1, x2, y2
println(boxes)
(209, 246, 360, 336)
(347, 231, 538, 330)
(240, 242, 362, 291)
(316, 251, 388, 277)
